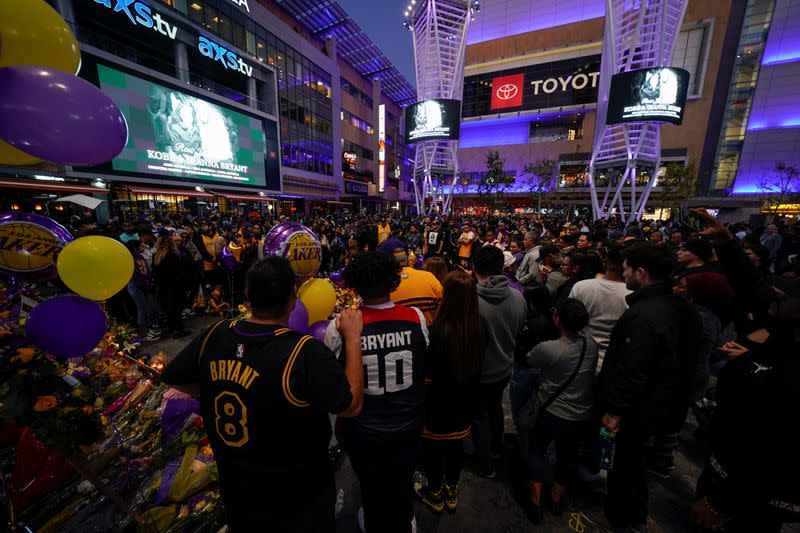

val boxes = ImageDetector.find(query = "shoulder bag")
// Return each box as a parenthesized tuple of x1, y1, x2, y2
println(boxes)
(517, 336, 587, 431)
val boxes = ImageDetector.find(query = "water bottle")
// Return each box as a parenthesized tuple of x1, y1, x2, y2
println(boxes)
(599, 427, 617, 471)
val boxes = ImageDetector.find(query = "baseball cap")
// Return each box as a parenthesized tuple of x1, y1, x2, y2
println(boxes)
(503, 251, 516, 269)
(377, 238, 407, 254)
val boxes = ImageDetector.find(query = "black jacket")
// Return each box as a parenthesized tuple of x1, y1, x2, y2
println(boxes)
(699, 323, 800, 521)
(597, 283, 703, 433)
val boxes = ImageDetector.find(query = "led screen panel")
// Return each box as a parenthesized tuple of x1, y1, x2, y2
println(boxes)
(404, 99, 461, 143)
(606, 67, 690, 125)
(97, 64, 268, 187)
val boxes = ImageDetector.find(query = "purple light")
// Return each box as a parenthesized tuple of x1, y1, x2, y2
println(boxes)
(466, 0, 604, 45)
(761, 1, 800, 66)
(460, 120, 529, 147)
(747, 120, 800, 131)
(761, 54, 800, 66)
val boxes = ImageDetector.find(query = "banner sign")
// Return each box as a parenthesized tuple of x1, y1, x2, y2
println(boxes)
(463, 55, 601, 117)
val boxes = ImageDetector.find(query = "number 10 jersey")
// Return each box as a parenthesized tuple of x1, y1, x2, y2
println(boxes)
(328, 303, 429, 442)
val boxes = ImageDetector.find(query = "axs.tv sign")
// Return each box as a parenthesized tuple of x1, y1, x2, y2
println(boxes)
(91, 0, 254, 77)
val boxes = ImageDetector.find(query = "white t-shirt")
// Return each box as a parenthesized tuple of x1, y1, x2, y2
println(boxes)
(569, 278, 631, 373)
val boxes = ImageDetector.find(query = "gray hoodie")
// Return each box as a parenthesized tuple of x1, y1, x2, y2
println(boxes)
(477, 275, 527, 384)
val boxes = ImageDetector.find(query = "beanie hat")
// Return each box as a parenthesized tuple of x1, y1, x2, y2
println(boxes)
(377, 238, 406, 254)
(683, 239, 713, 262)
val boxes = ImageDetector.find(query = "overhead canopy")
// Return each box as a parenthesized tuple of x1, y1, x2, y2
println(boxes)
(275, 0, 417, 106)
(211, 190, 277, 202)
(0, 178, 101, 194)
(55, 194, 105, 210)
(326, 200, 353, 206)
(122, 185, 212, 198)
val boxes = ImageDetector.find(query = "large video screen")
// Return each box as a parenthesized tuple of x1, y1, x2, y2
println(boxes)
(97, 64, 267, 187)
(404, 99, 461, 143)
(606, 67, 690, 125)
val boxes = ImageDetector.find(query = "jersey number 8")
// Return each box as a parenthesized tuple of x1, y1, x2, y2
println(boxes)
(363, 350, 413, 396)
(214, 391, 249, 447)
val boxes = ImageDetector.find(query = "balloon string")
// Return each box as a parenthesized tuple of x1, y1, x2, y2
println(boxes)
(568, 511, 613, 533)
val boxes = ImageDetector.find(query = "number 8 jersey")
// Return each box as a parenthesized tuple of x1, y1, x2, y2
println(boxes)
(163, 318, 353, 509)
(325, 303, 429, 441)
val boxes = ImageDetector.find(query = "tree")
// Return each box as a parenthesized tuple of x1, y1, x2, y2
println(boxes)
(477, 151, 514, 211)
(658, 162, 698, 214)
(758, 161, 800, 219)
(522, 159, 557, 213)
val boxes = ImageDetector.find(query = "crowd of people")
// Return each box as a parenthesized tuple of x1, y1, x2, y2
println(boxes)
(78, 206, 800, 532)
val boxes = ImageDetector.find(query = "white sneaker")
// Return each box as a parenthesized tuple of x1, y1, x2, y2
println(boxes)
(181, 308, 195, 318)
(143, 330, 161, 341)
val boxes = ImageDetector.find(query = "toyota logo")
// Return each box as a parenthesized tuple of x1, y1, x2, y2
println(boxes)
(495, 83, 519, 100)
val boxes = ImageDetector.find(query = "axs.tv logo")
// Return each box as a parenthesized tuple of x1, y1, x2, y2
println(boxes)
(198, 36, 254, 77)
(93, 0, 177, 39)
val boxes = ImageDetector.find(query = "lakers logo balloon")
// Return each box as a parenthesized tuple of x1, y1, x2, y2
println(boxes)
(263, 222, 322, 278)
(0, 212, 73, 281)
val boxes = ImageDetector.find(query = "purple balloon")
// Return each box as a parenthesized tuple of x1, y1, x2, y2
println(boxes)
(0, 212, 73, 281)
(220, 245, 238, 270)
(329, 268, 346, 288)
(307, 320, 330, 343)
(26, 294, 107, 359)
(287, 299, 309, 333)
(0, 66, 128, 166)
(263, 222, 322, 279)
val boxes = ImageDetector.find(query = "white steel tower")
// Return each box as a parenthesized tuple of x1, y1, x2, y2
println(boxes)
(404, 0, 479, 215)
(588, 0, 688, 222)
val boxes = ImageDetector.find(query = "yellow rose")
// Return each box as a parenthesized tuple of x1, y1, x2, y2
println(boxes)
(33, 395, 57, 412)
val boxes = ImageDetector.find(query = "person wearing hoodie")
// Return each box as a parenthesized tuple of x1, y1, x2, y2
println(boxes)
(472, 246, 527, 478)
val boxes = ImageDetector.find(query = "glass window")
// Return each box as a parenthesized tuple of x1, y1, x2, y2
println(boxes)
(233, 18, 246, 48)
(257, 37, 267, 60)
(219, 5, 232, 40)
(188, 0, 204, 24)
(672, 26, 708, 96)
(205, 4, 219, 32)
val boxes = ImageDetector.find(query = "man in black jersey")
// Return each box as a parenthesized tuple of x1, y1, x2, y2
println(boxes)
(162, 256, 363, 532)
(324, 251, 429, 533)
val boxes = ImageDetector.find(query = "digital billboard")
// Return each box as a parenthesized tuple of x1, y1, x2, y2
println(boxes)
(606, 67, 690, 125)
(462, 55, 601, 117)
(404, 99, 461, 143)
(96, 64, 268, 187)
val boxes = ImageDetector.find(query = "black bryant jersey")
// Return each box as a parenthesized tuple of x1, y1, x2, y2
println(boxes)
(336, 305, 428, 442)
(162, 319, 352, 500)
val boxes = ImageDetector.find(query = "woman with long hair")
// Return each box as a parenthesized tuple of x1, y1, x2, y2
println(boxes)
(414, 270, 486, 514)
(152, 232, 188, 337)
(422, 256, 449, 285)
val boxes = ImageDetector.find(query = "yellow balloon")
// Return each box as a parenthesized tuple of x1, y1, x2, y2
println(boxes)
(0, 0, 81, 74)
(57, 236, 134, 301)
(0, 140, 41, 166)
(298, 278, 336, 325)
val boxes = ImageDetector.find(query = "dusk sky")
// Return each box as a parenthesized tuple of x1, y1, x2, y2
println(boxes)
(335, 0, 417, 87)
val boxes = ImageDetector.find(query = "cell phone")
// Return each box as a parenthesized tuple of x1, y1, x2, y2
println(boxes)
(678, 207, 703, 232)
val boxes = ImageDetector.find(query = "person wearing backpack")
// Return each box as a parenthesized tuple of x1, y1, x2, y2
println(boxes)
(522, 298, 597, 523)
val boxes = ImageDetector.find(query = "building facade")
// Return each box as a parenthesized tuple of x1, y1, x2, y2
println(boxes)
(453, 0, 799, 219)
(0, 0, 416, 219)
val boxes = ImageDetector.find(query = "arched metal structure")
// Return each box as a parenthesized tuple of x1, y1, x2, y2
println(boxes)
(405, 0, 479, 215)
(588, 0, 688, 222)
